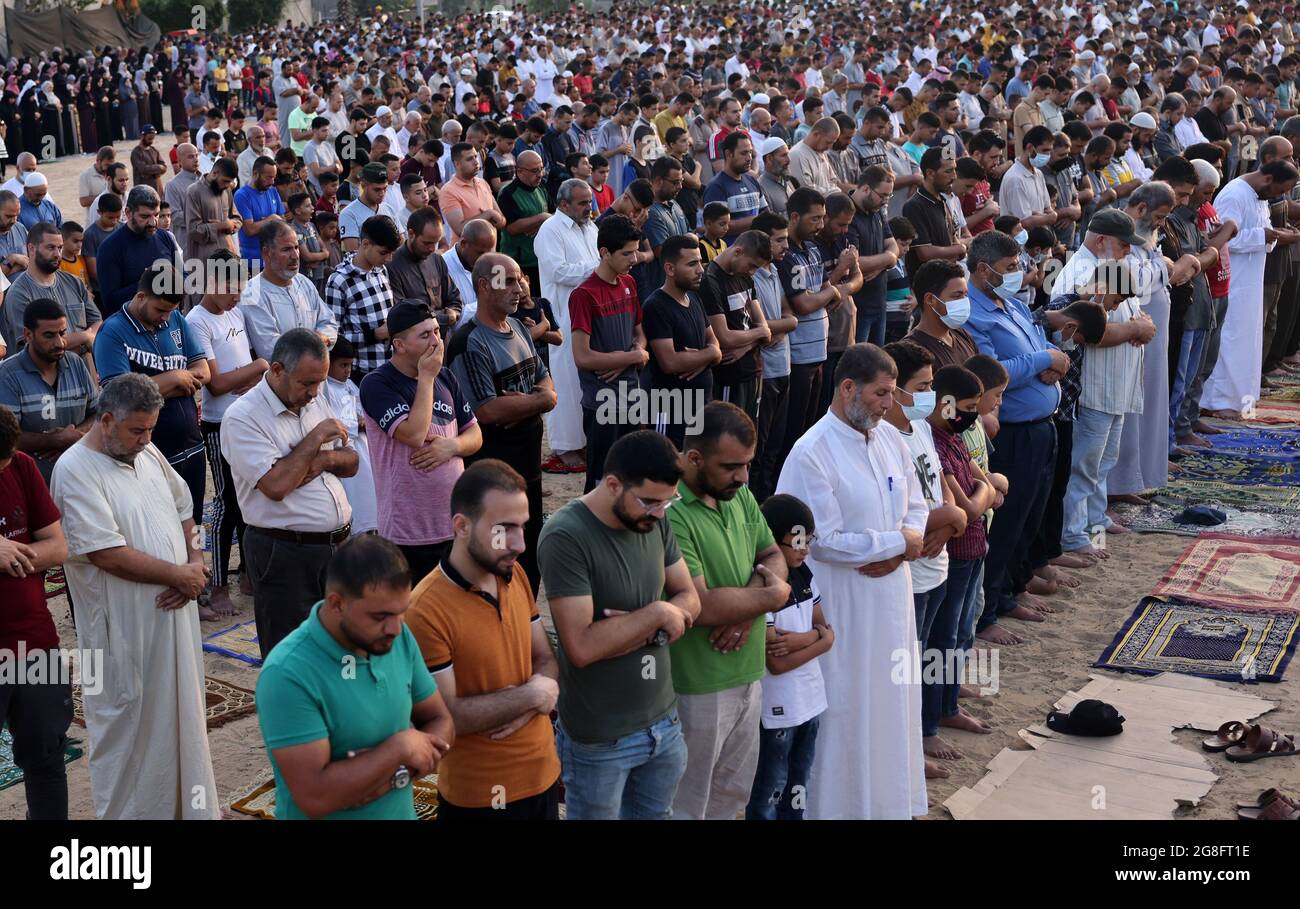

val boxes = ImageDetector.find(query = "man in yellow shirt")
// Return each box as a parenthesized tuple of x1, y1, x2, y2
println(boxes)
(653, 93, 693, 145)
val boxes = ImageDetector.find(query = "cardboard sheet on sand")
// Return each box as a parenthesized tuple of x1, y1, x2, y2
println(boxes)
(944, 674, 1274, 820)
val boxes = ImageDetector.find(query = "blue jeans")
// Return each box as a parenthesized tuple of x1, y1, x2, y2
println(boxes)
(914, 580, 949, 737)
(556, 710, 688, 820)
(938, 557, 983, 723)
(745, 717, 820, 820)
(1061, 407, 1125, 552)
(1170, 328, 1207, 447)
(856, 309, 887, 345)
(957, 559, 985, 654)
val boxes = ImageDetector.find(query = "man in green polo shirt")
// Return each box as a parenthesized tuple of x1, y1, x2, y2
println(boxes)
(667, 401, 791, 820)
(497, 149, 551, 293)
(255, 534, 455, 820)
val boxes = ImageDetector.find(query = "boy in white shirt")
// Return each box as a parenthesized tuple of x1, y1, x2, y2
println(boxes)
(320, 336, 378, 535)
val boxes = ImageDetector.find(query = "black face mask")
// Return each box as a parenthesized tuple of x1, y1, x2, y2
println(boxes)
(947, 409, 979, 433)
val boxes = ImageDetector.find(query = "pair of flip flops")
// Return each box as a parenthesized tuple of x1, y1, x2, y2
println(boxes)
(1237, 789, 1300, 821)
(1202, 721, 1300, 762)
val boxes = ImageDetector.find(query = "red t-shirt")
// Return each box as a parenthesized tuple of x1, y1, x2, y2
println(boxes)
(592, 183, 615, 213)
(568, 271, 643, 407)
(1198, 201, 1231, 299)
(0, 452, 61, 654)
(961, 179, 995, 234)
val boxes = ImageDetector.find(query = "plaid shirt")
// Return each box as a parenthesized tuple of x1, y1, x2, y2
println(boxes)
(1036, 302, 1083, 422)
(932, 423, 988, 561)
(325, 253, 395, 375)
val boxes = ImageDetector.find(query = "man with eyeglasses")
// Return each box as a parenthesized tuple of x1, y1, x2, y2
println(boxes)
(538, 429, 700, 819)
(497, 150, 551, 296)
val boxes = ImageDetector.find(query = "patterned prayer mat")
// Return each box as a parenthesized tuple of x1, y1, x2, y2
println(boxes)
(1266, 385, 1300, 402)
(1151, 534, 1300, 613)
(1155, 478, 1300, 512)
(0, 726, 84, 792)
(230, 774, 441, 820)
(1207, 426, 1300, 461)
(1172, 450, 1297, 487)
(1110, 500, 1300, 539)
(1248, 399, 1300, 424)
(43, 566, 66, 600)
(70, 676, 255, 730)
(1096, 596, 1300, 683)
(202, 620, 262, 667)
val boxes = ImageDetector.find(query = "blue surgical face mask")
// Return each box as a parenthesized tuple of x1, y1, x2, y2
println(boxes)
(903, 389, 936, 422)
(1031, 152, 1051, 168)
(939, 295, 971, 328)
(997, 268, 1025, 298)
(1014, 229, 1029, 246)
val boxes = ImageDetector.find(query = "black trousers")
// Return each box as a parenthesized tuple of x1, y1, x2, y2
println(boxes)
(979, 418, 1057, 631)
(0, 655, 72, 819)
(753, 375, 790, 503)
(243, 527, 344, 659)
(1267, 273, 1300, 370)
(436, 780, 561, 820)
(1028, 417, 1073, 570)
(816, 350, 845, 417)
(170, 447, 207, 525)
(201, 421, 246, 587)
(467, 431, 543, 597)
(582, 405, 640, 493)
(781, 362, 823, 469)
(399, 540, 453, 587)
(714, 375, 761, 424)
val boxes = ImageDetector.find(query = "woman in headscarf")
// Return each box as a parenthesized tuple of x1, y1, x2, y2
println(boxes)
(76, 75, 98, 154)
(93, 72, 113, 150)
(166, 60, 187, 133)
(118, 63, 139, 140)
(57, 73, 77, 155)
(0, 88, 20, 174)
(38, 79, 63, 159)
(147, 62, 164, 133)
(18, 79, 40, 160)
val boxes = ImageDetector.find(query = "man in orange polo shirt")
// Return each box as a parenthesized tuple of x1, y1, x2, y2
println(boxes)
(405, 459, 562, 819)
(437, 142, 507, 246)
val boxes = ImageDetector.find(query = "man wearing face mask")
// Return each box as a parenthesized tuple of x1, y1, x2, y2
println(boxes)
(963, 230, 1072, 646)
(904, 259, 978, 369)
(999, 125, 1058, 234)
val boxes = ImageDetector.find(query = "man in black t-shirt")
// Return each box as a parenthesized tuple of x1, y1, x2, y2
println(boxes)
(643, 235, 723, 448)
(697, 230, 773, 421)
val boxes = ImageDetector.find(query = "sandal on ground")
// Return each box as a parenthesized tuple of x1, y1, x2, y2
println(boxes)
(1202, 721, 1249, 753)
(1225, 725, 1300, 763)
(1238, 797, 1300, 820)
(541, 454, 585, 474)
(1236, 788, 1300, 812)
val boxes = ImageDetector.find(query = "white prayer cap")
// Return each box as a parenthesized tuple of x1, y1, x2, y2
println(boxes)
(1129, 111, 1157, 129)
(375, 105, 392, 117)
(24, 172, 47, 187)
(761, 136, 788, 158)
(1078, 49, 1096, 60)
(1192, 158, 1220, 187)
(752, 92, 771, 105)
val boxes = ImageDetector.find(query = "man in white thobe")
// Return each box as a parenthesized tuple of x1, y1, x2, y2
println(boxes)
(535, 178, 600, 465)
(1202, 165, 1299, 416)
(776, 343, 929, 819)
(51, 373, 219, 820)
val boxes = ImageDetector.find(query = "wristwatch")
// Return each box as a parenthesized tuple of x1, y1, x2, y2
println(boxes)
(390, 765, 411, 791)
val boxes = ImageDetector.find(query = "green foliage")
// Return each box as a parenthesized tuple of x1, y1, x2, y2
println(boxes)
(140, 0, 225, 31)
(228, 0, 288, 30)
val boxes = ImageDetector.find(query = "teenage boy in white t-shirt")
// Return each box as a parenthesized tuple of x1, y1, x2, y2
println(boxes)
(185, 249, 268, 618)
(746, 493, 833, 821)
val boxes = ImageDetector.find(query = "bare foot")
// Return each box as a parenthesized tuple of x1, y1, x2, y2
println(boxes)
(1106, 522, 1133, 535)
(959, 684, 983, 698)
(1052, 571, 1081, 588)
(1026, 575, 1058, 595)
(1068, 544, 1109, 561)
(1006, 604, 1046, 623)
(1203, 409, 1244, 421)
(1178, 433, 1212, 448)
(208, 587, 237, 616)
(940, 708, 993, 734)
(1018, 592, 1055, 614)
(976, 624, 1024, 645)
(1052, 552, 1094, 569)
(198, 604, 221, 622)
(238, 571, 253, 596)
(1193, 420, 1224, 435)
(925, 758, 951, 779)
(924, 734, 963, 760)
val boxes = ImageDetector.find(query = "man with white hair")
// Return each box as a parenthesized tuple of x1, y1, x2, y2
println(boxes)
(439, 119, 464, 184)
(18, 173, 61, 230)
(1, 152, 37, 197)
(395, 111, 423, 158)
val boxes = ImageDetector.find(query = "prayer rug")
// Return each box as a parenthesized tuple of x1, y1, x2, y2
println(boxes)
(43, 566, 66, 600)
(1172, 450, 1296, 487)
(1096, 596, 1300, 683)
(1155, 478, 1300, 512)
(1265, 385, 1300, 402)
(202, 621, 263, 667)
(230, 774, 441, 820)
(1110, 501, 1300, 539)
(71, 676, 256, 730)
(0, 726, 84, 791)
(1247, 399, 1300, 424)
(1206, 426, 1300, 461)
(1151, 534, 1300, 613)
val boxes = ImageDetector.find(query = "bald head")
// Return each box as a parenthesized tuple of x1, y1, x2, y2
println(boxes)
(177, 142, 199, 173)
(1261, 135, 1294, 165)
(458, 219, 499, 262)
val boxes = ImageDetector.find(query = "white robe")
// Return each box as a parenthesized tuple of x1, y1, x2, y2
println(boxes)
(535, 211, 600, 453)
(323, 375, 378, 534)
(51, 441, 219, 820)
(776, 413, 929, 819)
(1202, 178, 1271, 414)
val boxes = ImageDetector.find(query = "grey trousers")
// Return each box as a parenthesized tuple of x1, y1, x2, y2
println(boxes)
(672, 680, 763, 820)
(1180, 295, 1229, 432)
(243, 526, 344, 659)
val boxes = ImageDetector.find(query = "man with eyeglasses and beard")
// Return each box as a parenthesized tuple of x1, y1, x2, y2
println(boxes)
(538, 429, 700, 819)
(776, 342, 928, 819)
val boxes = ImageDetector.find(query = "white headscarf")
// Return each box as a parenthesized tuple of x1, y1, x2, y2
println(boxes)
(17, 79, 35, 104)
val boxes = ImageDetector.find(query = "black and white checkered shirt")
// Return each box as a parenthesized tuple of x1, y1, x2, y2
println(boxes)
(325, 253, 395, 375)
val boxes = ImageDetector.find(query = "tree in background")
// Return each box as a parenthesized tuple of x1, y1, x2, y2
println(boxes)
(140, 0, 226, 31)
(228, 0, 289, 29)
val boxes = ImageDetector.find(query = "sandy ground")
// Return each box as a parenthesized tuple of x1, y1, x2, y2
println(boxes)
(2, 140, 1296, 820)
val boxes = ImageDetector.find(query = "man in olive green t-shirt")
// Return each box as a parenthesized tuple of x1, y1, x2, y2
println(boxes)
(538, 430, 700, 820)
(667, 401, 790, 820)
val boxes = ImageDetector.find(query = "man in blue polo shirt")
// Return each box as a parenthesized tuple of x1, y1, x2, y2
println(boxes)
(234, 156, 286, 265)
(256, 534, 455, 820)
(962, 230, 1072, 646)
(93, 261, 210, 528)
(703, 132, 767, 240)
